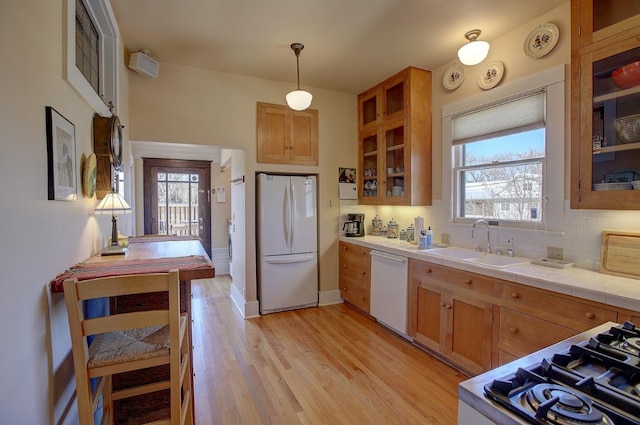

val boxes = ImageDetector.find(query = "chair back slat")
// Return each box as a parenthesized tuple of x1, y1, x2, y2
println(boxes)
(75, 273, 171, 300)
(83, 310, 170, 335)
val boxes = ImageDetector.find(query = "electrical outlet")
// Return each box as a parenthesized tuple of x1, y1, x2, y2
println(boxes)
(547, 246, 564, 261)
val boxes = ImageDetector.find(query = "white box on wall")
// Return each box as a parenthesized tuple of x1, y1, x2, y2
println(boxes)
(339, 183, 357, 199)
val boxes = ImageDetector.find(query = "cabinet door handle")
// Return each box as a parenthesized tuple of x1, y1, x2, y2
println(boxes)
(464, 279, 472, 285)
(446, 304, 452, 309)
(586, 312, 595, 320)
(360, 271, 366, 275)
(425, 268, 432, 274)
(342, 287, 348, 292)
(509, 327, 518, 333)
(511, 292, 519, 299)
(440, 302, 446, 307)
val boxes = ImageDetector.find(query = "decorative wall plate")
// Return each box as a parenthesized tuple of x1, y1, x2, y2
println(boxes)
(82, 153, 97, 198)
(443, 63, 465, 90)
(477, 60, 504, 90)
(524, 23, 559, 59)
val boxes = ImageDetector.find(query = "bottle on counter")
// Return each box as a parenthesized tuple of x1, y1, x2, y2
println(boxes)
(426, 226, 433, 248)
(381, 225, 387, 238)
(418, 230, 428, 249)
(399, 229, 407, 240)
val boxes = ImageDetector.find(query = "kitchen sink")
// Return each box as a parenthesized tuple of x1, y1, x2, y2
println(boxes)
(422, 246, 530, 268)
(424, 247, 483, 260)
(463, 254, 530, 268)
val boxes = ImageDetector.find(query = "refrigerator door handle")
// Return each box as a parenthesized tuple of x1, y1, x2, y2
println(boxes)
(289, 181, 295, 248)
(283, 185, 291, 250)
(262, 254, 316, 264)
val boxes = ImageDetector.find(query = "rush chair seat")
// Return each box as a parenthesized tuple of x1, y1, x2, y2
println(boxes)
(63, 270, 193, 425)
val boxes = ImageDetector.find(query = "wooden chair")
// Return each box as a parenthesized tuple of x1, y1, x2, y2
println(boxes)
(63, 270, 193, 425)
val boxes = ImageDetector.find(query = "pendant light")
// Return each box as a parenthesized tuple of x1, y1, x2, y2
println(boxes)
(457, 29, 490, 66)
(286, 43, 313, 111)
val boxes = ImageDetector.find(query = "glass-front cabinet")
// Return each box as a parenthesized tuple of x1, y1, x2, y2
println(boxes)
(357, 66, 432, 206)
(571, 0, 640, 209)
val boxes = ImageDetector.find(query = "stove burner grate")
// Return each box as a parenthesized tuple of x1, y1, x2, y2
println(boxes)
(523, 383, 614, 424)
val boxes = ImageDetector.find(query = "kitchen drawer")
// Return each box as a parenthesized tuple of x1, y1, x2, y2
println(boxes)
(499, 308, 577, 358)
(341, 278, 370, 313)
(410, 260, 496, 296)
(340, 242, 371, 267)
(501, 284, 617, 330)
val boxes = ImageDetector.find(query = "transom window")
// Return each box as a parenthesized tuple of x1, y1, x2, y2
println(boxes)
(64, 0, 118, 116)
(75, 0, 100, 94)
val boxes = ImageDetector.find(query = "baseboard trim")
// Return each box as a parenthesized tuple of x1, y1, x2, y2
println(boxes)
(229, 281, 260, 319)
(318, 289, 343, 306)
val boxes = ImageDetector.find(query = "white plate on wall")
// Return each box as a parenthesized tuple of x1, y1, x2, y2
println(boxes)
(524, 23, 559, 59)
(443, 63, 464, 90)
(477, 60, 504, 90)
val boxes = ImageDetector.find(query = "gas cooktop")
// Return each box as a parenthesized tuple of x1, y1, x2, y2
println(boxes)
(484, 321, 640, 425)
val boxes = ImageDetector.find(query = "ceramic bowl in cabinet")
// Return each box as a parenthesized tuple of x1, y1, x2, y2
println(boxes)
(611, 61, 640, 89)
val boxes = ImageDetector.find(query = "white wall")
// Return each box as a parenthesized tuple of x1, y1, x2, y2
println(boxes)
(0, 1, 130, 424)
(126, 62, 358, 313)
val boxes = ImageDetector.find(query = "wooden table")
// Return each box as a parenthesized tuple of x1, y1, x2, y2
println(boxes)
(53, 236, 215, 424)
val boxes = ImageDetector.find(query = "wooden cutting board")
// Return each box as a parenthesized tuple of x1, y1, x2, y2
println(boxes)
(600, 230, 640, 279)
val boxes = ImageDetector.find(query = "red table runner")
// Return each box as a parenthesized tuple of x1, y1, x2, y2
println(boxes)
(51, 255, 211, 293)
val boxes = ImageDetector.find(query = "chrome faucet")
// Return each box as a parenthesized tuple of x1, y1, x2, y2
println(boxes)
(471, 219, 491, 253)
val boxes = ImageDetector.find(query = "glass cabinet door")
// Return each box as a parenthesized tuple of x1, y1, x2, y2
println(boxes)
(578, 0, 640, 46)
(381, 119, 407, 203)
(358, 88, 378, 131)
(579, 41, 640, 204)
(359, 128, 380, 203)
(381, 74, 407, 122)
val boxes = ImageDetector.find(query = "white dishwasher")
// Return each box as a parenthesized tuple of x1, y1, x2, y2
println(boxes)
(370, 250, 410, 339)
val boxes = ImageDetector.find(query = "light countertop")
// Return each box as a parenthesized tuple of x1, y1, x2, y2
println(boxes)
(340, 236, 640, 312)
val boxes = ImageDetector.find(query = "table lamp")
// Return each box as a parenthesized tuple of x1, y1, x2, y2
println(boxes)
(95, 191, 132, 255)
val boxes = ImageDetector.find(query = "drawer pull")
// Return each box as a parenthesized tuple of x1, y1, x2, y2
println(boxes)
(586, 312, 595, 320)
(509, 327, 518, 333)
(361, 271, 366, 275)
(464, 279, 472, 285)
(511, 292, 519, 299)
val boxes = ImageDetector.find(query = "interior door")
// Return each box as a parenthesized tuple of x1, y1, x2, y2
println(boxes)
(143, 158, 211, 256)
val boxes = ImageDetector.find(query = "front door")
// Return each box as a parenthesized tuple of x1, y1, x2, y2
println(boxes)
(143, 158, 212, 256)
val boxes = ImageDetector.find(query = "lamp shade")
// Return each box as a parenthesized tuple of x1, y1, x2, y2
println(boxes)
(95, 192, 132, 215)
(286, 89, 313, 111)
(458, 40, 490, 66)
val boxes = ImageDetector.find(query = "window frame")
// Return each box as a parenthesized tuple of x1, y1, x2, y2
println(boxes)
(64, 0, 119, 116)
(442, 64, 565, 232)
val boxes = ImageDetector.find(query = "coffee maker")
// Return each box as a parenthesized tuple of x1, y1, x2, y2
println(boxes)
(343, 213, 365, 237)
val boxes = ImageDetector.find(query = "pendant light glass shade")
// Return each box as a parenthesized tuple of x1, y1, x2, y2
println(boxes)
(286, 89, 313, 111)
(286, 43, 312, 110)
(457, 30, 490, 66)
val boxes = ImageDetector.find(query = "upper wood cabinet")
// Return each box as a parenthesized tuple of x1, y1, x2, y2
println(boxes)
(257, 102, 318, 166)
(357, 67, 432, 206)
(571, 1, 640, 209)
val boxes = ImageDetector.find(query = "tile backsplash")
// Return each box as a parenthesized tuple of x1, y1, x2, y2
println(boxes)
(340, 199, 640, 271)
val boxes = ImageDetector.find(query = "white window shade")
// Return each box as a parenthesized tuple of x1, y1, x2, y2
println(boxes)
(452, 91, 545, 145)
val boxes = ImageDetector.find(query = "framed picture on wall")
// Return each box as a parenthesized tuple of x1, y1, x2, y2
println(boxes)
(46, 106, 78, 201)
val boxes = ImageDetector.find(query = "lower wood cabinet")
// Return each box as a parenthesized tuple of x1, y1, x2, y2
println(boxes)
(409, 260, 494, 375)
(339, 241, 371, 314)
(341, 243, 640, 376)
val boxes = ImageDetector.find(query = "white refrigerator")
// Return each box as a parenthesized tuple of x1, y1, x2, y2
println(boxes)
(257, 173, 318, 314)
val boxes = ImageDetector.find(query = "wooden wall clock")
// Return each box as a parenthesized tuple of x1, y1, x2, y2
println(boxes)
(93, 114, 123, 199)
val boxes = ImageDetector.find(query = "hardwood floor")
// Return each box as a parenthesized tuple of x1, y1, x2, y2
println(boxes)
(191, 276, 465, 425)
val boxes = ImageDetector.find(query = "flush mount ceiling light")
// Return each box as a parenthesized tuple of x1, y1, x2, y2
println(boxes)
(457, 29, 490, 66)
(285, 42, 313, 111)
